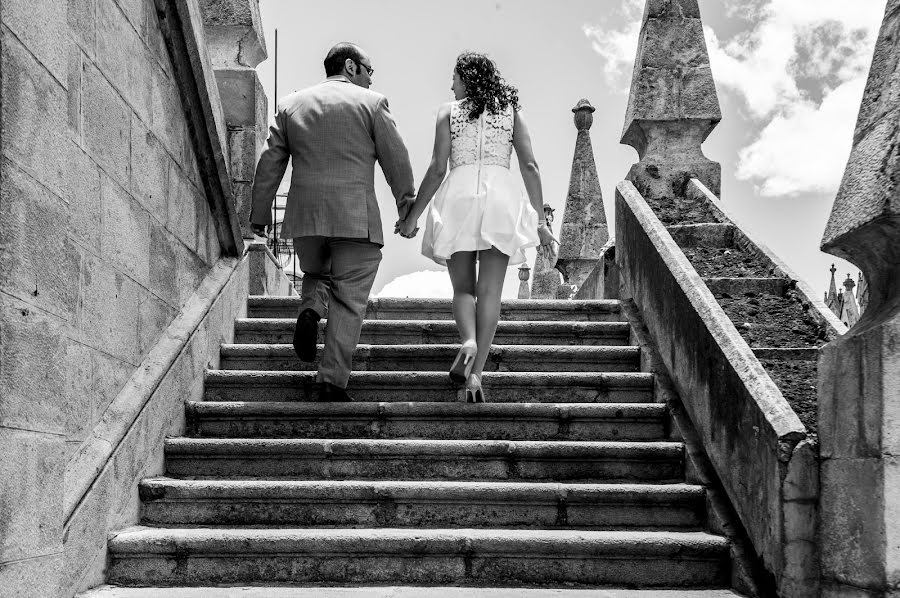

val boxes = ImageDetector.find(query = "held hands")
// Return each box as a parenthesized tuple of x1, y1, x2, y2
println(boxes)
(395, 216, 420, 239)
(250, 223, 268, 238)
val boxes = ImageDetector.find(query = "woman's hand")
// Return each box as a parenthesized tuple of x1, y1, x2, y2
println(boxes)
(397, 216, 420, 239)
(538, 222, 558, 248)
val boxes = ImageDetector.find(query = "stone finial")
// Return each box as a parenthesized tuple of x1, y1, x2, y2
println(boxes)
(621, 0, 721, 199)
(517, 264, 531, 300)
(818, 3, 900, 595)
(555, 99, 609, 292)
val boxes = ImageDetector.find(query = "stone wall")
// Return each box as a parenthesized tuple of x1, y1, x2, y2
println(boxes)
(0, 0, 254, 595)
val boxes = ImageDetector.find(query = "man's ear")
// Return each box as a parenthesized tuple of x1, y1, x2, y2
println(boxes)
(344, 58, 356, 75)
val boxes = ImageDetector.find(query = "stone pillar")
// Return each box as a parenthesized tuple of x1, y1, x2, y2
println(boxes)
(531, 206, 561, 300)
(555, 100, 608, 292)
(517, 264, 531, 300)
(198, 0, 268, 239)
(621, 0, 721, 201)
(818, 2, 900, 595)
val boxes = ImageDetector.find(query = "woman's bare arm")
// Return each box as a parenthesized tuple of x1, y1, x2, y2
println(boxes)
(513, 110, 556, 247)
(402, 104, 452, 232)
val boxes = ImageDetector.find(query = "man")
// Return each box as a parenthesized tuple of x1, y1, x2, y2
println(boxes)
(250, 42, 415, 402)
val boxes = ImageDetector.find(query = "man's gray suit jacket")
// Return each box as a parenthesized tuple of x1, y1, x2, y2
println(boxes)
(250, 77, 415, 245)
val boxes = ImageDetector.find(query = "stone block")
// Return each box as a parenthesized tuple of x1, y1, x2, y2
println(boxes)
(200, 0, 267, 68)
(853, 9, 900, 142)
(67, 142, 103, 253)
(783, 501, 816, 543)
(200, 0, 260, 27)
(138, 289, 176, 358)
(68, 44, 84, 141)
(228, 127, 260, 182)
(68, 0, 97, 57)
(1, 29, 68, 198)
(63, 465, 114, 593)
(174, 239, 210, 306)
(80, 253, 140, 365)
(215, 68, 266, 127)
(144, 0, 171, 73)
(823, 110, 900, 248)
(65, 340, 94, 442)
(820, 457, 884, 588)
(643, 0, 701, 20)
(624, 67, 680, 130)
(206, 212, 222, 265)
(1, 0, 68, 82)
(92, 347, 138, 420)
(639, 18, 709, 69)
(129, 117, 170, 220)
(0, 552, 63, 598)
(681, 66, 721, 122)
(0, 428, 64, 562)
(96, 0, 152, 123)
(149, 221, 179, 305)
(234, 180, 254, 238)
(0, 160, 80, 323)
(101, 175, 152, 287)
(167, 162, 201, 250)
(116, 0, 145, 32)
(82, 59, 131, 189)
(783, 440, 819, 501)
(149, 62, 186, 164)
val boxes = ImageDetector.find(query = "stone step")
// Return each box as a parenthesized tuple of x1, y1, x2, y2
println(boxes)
(164, 438, 684, 482)
(185, 402, 668, 441)
(76, 584, 741, 598)
(248, 296, 624, 322)
(79, 586, 746, 598)
(107, 527, 730, 587)
(219, 344, 642, 373)
(203, 371, 656, 404)
(233, 319, 633, 346)
(139, 478, 706, 530)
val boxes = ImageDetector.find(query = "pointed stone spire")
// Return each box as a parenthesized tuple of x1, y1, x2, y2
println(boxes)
(818, 3, 900, 593)
(555, 99, 608, 292)
(857, 272, 869, 315)
(825, 264, 840, 317)
(840, 274, 860, 327)
(531, 209, 561, 299)
(621, 0, 721, 200)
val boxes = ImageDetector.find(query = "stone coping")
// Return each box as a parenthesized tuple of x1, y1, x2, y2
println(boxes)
(79, 587, 744, 598)
(615, 180, 816, 593)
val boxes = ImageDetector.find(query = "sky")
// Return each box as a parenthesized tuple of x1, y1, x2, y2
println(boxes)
(255, 0, 887, 300)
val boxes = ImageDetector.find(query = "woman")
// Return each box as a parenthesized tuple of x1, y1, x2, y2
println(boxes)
(398, 52, 556, 403)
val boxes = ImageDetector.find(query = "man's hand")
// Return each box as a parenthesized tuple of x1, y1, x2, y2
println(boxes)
(397, 197, 416, 221)
(250, 223, 268, 238)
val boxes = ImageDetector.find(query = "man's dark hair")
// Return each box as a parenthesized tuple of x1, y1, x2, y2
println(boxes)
(324, 43, 364, 77)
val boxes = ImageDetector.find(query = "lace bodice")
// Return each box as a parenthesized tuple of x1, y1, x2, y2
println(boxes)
(449, 99, 514, 170)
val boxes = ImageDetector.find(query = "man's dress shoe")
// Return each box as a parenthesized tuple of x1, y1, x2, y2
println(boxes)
(317, 382, 354, 402)
(293, 308, 320, 362)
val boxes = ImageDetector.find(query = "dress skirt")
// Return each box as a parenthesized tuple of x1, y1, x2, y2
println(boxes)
(421, 164, 539, 267)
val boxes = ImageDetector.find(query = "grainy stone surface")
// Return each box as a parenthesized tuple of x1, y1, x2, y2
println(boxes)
(83, 59, 131, 188)
(79, 586, 744, 597)
(102, 175, 152, 287)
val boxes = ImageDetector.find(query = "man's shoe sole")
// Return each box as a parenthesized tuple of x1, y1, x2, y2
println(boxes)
(292, 314, 318, 363)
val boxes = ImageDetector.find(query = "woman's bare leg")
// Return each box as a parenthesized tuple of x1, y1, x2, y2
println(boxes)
(447, 252, 478, 345)
(471, 247, 510, 377)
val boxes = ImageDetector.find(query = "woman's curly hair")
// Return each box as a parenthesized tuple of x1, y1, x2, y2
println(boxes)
(455, 52, 520, 120)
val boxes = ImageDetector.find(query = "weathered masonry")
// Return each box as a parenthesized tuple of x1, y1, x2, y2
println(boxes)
(1, 0, 898, 597)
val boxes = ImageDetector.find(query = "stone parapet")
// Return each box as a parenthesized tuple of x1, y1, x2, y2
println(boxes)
(818, 0, 900, 595)
(615, 180, 817, 596)
(622, 0, 721, 200)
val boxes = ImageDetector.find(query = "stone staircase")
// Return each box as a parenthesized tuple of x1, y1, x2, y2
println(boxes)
(106, 297, 737, 591)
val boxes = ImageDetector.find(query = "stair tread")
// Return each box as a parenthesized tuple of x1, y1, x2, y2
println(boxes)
(249, 296, 622, 310)
(141, 478, 705, 500)
(187, 402, 667, 417)
(110, 526, 728, 555)
(236, 319, 631, 329)
(205, 371, 654, 385)
(220, 344, 641, 356)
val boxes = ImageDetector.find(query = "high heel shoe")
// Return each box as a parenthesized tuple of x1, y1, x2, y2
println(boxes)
(449, 340, 477, 385)
(465, 374, 485, 403)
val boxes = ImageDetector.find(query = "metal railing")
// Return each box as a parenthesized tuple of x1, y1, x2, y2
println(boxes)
(269, 193, 302, 286)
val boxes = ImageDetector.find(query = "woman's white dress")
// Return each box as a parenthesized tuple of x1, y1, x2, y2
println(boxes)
(421, 99, 539, 266)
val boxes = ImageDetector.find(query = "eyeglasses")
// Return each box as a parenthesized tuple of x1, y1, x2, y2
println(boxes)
(355, 61, 374, 76)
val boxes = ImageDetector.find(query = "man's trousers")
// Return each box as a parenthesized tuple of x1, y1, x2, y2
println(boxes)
(293, 236, 382, 389)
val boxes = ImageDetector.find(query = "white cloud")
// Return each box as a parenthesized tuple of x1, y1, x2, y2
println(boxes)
(735, 76, 865, 196)
(376, 263, 534, 299)
(583, 0, 885, 197)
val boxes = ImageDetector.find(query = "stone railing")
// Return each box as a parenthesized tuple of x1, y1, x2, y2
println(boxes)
(615, 180, 818, 595)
